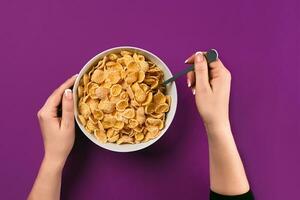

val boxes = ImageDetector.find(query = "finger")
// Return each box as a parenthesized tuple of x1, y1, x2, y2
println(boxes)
(186, 71, 195, 88)
(184, 51, 207, 64)
(43, 74, 77, 115)
(184, 54, 195, 64)
(209, 59, 231, 91)
(61, 89, 75, 130)
(209, 58, 225, 69)
(194, 52, 211, 92)
(209, 58, 230, 80)
(191, 86, 196, 95)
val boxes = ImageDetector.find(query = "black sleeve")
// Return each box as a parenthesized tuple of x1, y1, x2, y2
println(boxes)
(210, 190, 254, 200)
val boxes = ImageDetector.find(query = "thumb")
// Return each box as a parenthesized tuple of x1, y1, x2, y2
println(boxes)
(194, 52, 211, 93)
(61, 89, 75, 130)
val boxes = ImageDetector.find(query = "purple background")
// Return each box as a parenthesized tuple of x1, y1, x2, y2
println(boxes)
(0, 0, 299, 199)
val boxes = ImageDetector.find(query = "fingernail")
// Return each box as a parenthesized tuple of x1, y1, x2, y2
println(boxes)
(73, 74, 79, 77)
(184, 59, 189, 64)
(187, 79, 191, 87)
(192, 88, 196, 95)
(64, 89, 73, 99)
(195, 51, 204, 62)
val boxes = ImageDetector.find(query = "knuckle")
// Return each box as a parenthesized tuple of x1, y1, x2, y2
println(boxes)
(202, 87, 210, 93)
(226, 70, 232, 80)
(53, 88, 60, 95)
(37, 109, 47, 120)
(37, 109, 44, 119)
(195, 66, 207, 74)
(222, 68, 231, 79)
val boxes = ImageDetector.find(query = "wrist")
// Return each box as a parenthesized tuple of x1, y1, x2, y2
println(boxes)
(42, 153, 66, 172)
(204, 119, 232, 137)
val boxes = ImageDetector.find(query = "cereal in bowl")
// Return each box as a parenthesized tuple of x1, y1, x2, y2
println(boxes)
(77, 50, 171, 144)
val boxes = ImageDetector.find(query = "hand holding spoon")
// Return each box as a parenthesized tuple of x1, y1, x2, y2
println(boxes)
(162, 49, 218, 85)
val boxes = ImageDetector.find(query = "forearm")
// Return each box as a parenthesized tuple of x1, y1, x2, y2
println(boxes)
(28, 156, 64, 200)
(206, 121, 250, 195)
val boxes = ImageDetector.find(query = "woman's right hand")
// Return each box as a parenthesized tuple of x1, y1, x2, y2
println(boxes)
(185, 52, 232, 134)
(186, 52, 251, 196)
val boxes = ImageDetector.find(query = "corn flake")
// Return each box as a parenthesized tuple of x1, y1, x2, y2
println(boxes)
(110, 84, 122, 96)
(94, 129, 107, 143)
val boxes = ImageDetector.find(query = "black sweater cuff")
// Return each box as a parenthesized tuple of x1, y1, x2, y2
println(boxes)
(210, 190, 254, 200)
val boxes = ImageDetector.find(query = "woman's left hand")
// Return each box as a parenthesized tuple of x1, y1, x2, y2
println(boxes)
(37, 75, 77, 165)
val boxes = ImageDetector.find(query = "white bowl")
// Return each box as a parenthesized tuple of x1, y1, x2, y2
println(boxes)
(73, 46, 177, 152)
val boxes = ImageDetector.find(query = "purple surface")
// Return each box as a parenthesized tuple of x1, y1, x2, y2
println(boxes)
(0, 0, 299, 199)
